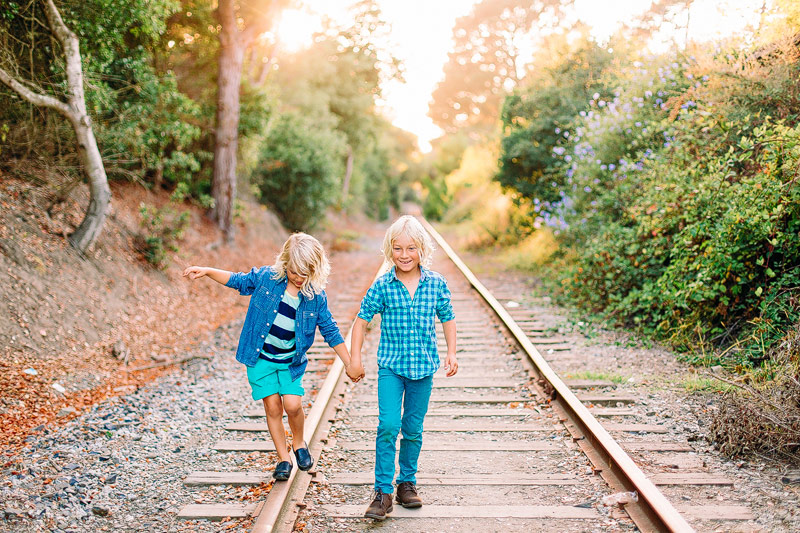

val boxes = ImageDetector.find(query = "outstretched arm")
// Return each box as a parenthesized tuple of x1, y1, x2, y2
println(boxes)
(182, 266, 232, 286)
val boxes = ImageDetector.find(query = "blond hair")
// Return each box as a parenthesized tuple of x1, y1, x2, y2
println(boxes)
(381, 215, 435, 269)
(272, 233, 330, 299)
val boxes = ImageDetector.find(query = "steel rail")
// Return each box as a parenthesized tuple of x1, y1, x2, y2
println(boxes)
(249, 322, 354, 533)
(421, 218, 694, 533)
(251, 264, 387, 533)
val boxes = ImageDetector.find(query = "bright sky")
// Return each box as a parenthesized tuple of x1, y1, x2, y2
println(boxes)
(277, 0, 766, 152)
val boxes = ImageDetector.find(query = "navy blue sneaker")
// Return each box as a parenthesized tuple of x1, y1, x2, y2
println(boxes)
(294, 444, 314, 471)
(273, 460, 292, 481)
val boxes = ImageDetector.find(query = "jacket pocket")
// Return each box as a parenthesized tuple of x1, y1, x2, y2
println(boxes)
(253, 286, 275, 311)
(301, 310, 317, 332)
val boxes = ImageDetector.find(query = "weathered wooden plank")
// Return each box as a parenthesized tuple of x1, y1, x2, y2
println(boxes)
(428, 394, 526, 403)
(225, 422, 269, 432)
(184, 471, 270, 486)
(588, 408, 637, 417)
(346, 421, 553, 432)
(675, 505, 754, 520)
(527, 338, 571, 345)
(602, 423, 669, 433)
(343, 408, 541, 418)
(576, 394, 637, 405)
(431, 377, 518, 388)
(650, 473, 733, 486)
(177, 503, 257, 520)
(620, 441, 693, 452)
(214, 440, 275, 451)
(562, 380, 616, 389)
(537, 344, 573, 352)
(322, 505, 599, 519)
(337, 441, 560, 451)
(328, 472, 579, 486)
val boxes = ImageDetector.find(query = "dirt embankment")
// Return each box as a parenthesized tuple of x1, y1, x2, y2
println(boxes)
(0, 176, 292, 453)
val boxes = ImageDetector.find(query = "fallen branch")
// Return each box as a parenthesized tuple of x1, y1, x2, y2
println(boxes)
(700, 370, 748, 391)
(122, 354, 212, 372)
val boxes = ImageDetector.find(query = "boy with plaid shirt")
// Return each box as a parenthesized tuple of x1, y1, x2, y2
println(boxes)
(350, 215, 458, 520)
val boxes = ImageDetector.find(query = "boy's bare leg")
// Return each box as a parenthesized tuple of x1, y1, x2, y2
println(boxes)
(263, 395, 290, 461)
(282, 394, 306, 450)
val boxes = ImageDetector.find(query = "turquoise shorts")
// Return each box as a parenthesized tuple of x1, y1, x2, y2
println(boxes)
(246, 358, 305, 400)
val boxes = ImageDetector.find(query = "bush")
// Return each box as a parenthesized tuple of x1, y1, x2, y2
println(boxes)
(544, 47, 800, 366)
(137, 202, 189, 269)
(710, 322, 800, 463)
(421, 175, 450, 221)
(251, 113, 345, 231)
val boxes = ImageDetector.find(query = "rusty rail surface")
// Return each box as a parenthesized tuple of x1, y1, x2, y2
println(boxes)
(421, 218, 694, 533)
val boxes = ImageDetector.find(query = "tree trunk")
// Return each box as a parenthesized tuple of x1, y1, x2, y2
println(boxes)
(341, 144, 354, 205)
(0, 0, 111, 253)
(211, 31, 245, 243)
(68, 114, 111, 251)
(211, 0, 279, 243)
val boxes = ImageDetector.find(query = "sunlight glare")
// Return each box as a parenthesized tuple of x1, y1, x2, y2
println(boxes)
(276, 9, 320, 52)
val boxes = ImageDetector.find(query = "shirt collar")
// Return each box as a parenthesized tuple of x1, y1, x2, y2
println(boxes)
(389, 265, 429, 283)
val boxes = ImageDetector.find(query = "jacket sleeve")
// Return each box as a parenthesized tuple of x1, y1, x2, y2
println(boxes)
(316, 292, 345, 347)
(225, 266, 266, 296)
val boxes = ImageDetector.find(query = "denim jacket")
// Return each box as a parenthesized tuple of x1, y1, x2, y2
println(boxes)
(226, 266, 345, 381)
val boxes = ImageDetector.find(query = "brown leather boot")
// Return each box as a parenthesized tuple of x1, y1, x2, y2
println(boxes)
(395, 481, 422, 508)
(364, 491, 393, 520)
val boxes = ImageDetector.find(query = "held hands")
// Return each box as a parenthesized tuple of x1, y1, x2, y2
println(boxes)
(346, 362, 365, 383)
(182, 265, 208, 280)
(444, 353, 458, 377)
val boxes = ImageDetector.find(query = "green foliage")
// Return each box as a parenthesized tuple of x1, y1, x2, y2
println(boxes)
(102, 72, 204, 187)
(137, 201, 189, 269)
(422, 174, 450, 221)
(551, 49, 800, 366)
(251, 113, 345, 231)
(496, 34, 614, 205)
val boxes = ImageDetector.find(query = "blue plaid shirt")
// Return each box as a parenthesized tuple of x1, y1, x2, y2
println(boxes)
(357, 266, 455, 379)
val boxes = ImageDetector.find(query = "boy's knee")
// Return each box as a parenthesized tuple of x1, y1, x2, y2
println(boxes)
(377, 420, 401, 441)
(263, 396, 283, 417)
(400, 428, 422, 442)
(283, 401, 303, 417)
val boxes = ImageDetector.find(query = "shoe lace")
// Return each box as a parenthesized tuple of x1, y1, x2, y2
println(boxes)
(400, 482, 417, 495)
(372, 490, 384, 502)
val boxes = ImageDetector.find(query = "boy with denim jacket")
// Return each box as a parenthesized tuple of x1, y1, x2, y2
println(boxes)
(183, 233, 364, 480)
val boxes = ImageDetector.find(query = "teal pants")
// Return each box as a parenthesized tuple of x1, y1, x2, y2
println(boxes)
(374, 367, 434, 494)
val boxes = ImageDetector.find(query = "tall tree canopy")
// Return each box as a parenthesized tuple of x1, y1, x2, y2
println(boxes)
(428, 0, 566, 135)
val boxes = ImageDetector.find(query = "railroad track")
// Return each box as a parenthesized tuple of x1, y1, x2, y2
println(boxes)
(175, 219, 758, 532)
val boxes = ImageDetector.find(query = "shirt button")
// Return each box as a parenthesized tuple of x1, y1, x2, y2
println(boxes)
(261, 334, 265, 338)
(274, 309, 278, 313)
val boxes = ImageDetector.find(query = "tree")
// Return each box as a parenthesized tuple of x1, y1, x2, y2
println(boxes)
(211, 0, 286, 242)
(428, 0, 566, 135)
(496, 32, 613, 204)
(0, 0, 110, 253)
(251, 112, 345, 231)
(275, 0, 402, 207)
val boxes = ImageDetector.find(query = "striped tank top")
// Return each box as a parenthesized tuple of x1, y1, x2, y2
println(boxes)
(259, 291, 300, 363)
